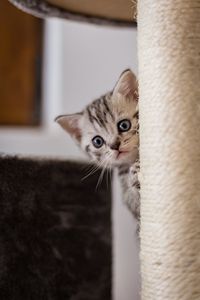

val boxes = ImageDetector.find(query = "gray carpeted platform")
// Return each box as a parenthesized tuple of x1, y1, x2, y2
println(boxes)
(0, 155, 112, 300)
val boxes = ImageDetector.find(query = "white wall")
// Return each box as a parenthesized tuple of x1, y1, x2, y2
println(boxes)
(0, 19, 140, 300)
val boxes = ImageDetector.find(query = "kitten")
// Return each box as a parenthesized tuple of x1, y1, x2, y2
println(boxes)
(55, 70, 140, 220)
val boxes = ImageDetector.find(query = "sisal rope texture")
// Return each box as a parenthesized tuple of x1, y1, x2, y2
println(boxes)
(137, 0, 200, 299)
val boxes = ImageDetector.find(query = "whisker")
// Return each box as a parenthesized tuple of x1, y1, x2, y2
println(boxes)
(83, 164, 95, 172)
(109, 166, 112, 185)
(95, 154, 110, 190)
(82, 158, 106, 181)
(106, 168, 109, 188)
(81, 164, 101, 181)
(82, 151, 113, 189)
(96, 166, 106, 190)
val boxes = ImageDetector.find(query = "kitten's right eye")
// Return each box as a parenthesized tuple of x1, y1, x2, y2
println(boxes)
(92, 136, 104, 148)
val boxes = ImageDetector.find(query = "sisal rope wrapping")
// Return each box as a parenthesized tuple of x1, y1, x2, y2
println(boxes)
(138, 0, 200, 299)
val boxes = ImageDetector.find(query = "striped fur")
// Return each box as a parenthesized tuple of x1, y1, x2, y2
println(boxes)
(56, 70, 140, 220)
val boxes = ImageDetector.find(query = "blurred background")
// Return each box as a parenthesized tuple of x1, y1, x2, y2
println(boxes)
(0, 1, 140, 299)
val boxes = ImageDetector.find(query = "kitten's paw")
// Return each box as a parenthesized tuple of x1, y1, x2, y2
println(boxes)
(129, 162, 140, 190)
(127, 161, 140, 220)
(128, 187, 140, 220)
(118, 160, 141, 220)
(123, 183, 140, 220)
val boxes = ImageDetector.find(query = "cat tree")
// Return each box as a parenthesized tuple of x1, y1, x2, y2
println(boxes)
(8, 0, 200, 299)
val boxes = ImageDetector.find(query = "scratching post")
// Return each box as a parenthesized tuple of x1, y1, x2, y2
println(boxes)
(138, 1, 200, 299)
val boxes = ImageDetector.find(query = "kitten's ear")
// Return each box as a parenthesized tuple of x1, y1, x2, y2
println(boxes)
(55, 113, 83, 142)
(113, 69, 138, 99)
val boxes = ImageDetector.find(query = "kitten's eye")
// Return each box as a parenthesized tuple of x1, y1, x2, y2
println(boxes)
(117, 119, 131, 132)
(92, 136, 104, 148)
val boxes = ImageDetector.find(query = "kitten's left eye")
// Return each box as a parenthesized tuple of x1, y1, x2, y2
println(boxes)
(92, 136, 104, 148)
(117, 119, 131, 132)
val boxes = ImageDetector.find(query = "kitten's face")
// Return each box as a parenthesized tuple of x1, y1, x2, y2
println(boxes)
(56, 70, 139, 167)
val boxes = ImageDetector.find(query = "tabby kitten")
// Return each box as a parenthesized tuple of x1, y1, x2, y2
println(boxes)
(55, 70, 140, 219)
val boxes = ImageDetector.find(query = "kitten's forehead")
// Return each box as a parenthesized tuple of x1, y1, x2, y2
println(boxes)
(83, 92, 137, 132)
(83, 93, 116, 134)
(110, 92, 138, 118)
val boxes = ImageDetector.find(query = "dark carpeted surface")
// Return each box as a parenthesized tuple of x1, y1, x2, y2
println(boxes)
(0, 155, 112, 300)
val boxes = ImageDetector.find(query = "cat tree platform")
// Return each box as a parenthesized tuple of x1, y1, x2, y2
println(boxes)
(0, 155, 111, 300)
(8, 0, 137, 26)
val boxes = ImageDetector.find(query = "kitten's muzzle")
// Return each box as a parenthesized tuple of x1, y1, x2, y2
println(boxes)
(116, 150, 130, 159)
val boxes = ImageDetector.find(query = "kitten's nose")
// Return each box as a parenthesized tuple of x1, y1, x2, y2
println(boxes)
(110, 140, 120, 150)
